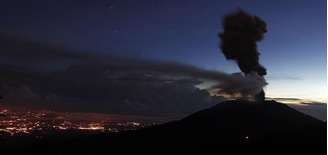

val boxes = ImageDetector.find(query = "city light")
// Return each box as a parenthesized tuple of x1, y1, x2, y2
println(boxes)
(0, 107, 149, 136)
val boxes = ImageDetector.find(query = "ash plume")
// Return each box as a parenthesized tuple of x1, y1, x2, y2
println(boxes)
(218, 9, 267, 101)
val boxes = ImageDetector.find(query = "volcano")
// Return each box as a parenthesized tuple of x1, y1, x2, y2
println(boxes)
(2, 100, 326, 153)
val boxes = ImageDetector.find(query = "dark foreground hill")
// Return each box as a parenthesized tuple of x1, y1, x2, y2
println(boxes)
(1, 100, 326, 153)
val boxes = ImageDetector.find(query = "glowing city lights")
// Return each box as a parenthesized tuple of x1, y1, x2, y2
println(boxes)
(0, 107, 149, 136)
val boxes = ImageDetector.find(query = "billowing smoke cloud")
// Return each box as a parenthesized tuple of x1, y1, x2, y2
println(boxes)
(218, 9, 267, 101)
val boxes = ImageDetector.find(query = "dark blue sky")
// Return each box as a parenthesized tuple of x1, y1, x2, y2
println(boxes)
(0, 0, 326, 101)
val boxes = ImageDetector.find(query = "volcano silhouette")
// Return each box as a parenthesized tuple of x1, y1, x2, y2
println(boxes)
(2, 100, 326, 153)
(102, 100, 326, 153)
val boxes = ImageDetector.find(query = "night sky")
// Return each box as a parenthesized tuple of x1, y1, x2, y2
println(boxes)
(0, 0, 326, 102)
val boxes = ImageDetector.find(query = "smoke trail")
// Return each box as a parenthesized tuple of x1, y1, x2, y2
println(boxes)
(218, 9, 267, 102)
(208, 72, 267, 100)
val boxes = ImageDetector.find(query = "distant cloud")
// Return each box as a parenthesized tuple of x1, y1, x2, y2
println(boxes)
(266, 97, 324, 104)
(266, 97, 326, 121)
(287, 102, 327, 121)
(266, 75, 302, 81)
